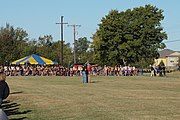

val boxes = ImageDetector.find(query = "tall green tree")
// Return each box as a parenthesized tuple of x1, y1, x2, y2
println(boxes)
(36, 35, 53, 58)
(0, 24, 15, 64)
(14, 27, 29, 58)
(0, 24, 74, 66)
(92, 5, 167, 66)
(34, 39, 72, 66)
(63, 43, 73, 66)
(26, 39, 38, 56)
(0, 24, 29, 64)
(34, 35, 73, 66)
(76, 37, 91, 63)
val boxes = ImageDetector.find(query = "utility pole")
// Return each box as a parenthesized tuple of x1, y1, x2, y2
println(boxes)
(56, 16, 68, 65)
(68, 24, 81, 64)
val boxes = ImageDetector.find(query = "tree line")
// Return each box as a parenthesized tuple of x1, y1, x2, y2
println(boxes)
(0, 4, 168, 68)
(0, 24, 92, 66)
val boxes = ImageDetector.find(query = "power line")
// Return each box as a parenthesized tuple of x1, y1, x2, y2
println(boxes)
(68, 24, 81, 64)
(164, 39, 180, 43)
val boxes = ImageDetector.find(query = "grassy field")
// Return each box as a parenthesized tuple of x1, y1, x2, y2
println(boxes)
(3, 72, 180, 120)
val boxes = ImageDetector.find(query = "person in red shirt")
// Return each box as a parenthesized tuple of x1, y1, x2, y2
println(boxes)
(86, 64, 92, 83)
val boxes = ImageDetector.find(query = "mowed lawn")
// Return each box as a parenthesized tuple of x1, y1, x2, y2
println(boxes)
(3, 72, 180, 120)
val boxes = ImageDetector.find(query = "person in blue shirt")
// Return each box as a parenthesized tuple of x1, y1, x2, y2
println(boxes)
(81, 66, 87, 83)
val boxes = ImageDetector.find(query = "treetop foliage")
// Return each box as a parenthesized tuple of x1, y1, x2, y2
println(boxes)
(92, 4, 167, 67)
(0, 24, 91, 66)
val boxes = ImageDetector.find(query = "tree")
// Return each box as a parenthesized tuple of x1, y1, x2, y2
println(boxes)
(76, 37, 91, 63)
(0, 24, 74, 66)
(26, 39, 38, 56)
(14, 27, 29, 58)
(0, 24, 15, 64)
(36, 35, 53, 58)
(159, 60, 165, 67)
(0, 24, 29, 64)
(63, 43, 73, 66)
(92, 5, 167, 66)
(35, 36, 73, 66)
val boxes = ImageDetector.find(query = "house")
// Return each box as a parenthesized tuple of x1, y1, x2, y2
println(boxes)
(166, 52, 180, 67)
(154, 49, 180, 69)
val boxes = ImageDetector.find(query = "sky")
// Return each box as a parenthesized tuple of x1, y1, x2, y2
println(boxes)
(0, 0, 180, 51)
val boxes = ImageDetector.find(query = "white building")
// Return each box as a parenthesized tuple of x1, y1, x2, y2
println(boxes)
(166, 52, 180, 67)
(154, 49, 180, 69)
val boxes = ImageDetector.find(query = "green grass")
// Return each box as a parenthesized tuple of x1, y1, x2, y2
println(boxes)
(4, 72, 180, 120)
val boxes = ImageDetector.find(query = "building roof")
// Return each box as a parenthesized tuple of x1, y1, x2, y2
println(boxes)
(168, 52, 180, 57)
(158, 49, 174, 58)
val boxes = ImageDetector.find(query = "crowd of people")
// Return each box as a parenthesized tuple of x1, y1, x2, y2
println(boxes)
(0, 64, 169, 78)
(150, 65, 166, 77)
(0, 65, 140, 77)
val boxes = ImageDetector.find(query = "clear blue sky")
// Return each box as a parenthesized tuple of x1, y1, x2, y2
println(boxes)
(1, 0, 180, 51)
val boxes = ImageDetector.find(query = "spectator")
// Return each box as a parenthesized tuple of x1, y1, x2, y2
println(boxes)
(150, 65, 155, 77)
(0, 71, 10, 107)
(82, 66, 87, 83)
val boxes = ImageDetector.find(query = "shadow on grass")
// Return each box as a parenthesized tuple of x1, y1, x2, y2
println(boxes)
(10, 91, 23, 95)
(90, 80, 101, 83)
(1, 92, 32, 120)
